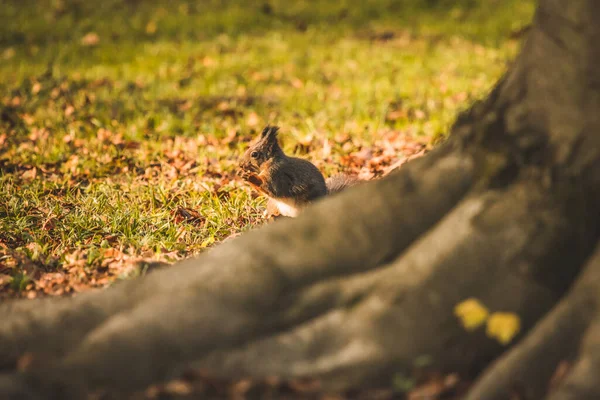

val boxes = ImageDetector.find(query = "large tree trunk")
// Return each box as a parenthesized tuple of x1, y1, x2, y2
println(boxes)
(2, 0, 600, 398)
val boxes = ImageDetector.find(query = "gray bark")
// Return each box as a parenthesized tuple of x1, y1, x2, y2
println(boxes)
(2, 0, 600, 398)
(466, 244, 600, 400)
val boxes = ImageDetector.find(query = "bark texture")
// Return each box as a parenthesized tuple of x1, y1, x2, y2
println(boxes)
(2, 0, 600, 398)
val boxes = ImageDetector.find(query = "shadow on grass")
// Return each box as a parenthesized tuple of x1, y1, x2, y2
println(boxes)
(0, 0, 532, 65)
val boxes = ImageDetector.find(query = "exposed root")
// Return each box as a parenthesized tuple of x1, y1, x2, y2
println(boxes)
(466, 243, 600, 400)
(0, 148, 475, 396)
(546, 319, 600, 400)
(170, 178, 593, 391)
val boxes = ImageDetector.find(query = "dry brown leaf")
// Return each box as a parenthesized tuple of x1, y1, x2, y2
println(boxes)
(173, 207, 205, 226)
(164, 379, 193, 395)
(65, 105, 75, 117)
(246, 111, 259, 127)
(408, 378, 445, 399)
(81, 32, 100, 46)
(2, 47, 15, 60)
(42, 217, 56, 231)
(177, 99, 192, 112)
(0, 273, 11, 287)
(322, 138, 332, 158)
(230, 379, 253, 395)
(386, 109, 406, 121)
(202, 56, 216, 67)
(21, 167, 37, 180)
(413, 109, 426, 119)
(102, 247, 124, 259)
(251, 71, 265, 81)
(290, 77, 304, 88)
(31, 82, 41, 95)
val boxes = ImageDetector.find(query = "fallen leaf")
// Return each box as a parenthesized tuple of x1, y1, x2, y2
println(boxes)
(386, 109, 406, 121)
(31, 82, 41, 95)
(408, 377, 444, 399)
(454, 298, 489, 331)
(202, 56, 216, 67)
(290, 78, 303, 88)
(413, 109, 426, 120)
(486, 312, 521, 345)
(42, 217, 56, 231)
(251, 71, 265, 81)
(0, 273, 11, 287)
(3, 47, 15, 60)
(230, 379, 253, 395)
(102, 247, 124, 259)
(173, 207, 205, 226)
(146, 21, 157, 34)
(246, 111, 259, 127)
(65, 105, 75, 117)
(21, 167, 37, 180)
(322, 138, 332, 158)
(81, 32, 100, 46)
(164, 379, 192, 395)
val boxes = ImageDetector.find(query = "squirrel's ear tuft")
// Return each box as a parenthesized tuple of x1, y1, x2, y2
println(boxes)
(261, 125, 280, 141)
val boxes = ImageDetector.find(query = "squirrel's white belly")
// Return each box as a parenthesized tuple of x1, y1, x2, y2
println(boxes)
(271, 198, 300, 217)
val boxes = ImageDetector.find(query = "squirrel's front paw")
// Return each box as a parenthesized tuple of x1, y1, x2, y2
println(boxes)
(238, 170, 264, 192)
(247, 175, 263, 187)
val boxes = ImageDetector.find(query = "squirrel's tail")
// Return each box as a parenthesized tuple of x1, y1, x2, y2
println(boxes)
(325, 174, 360, 195)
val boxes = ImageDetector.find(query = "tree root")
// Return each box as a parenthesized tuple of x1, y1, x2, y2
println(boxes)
(0, 147, 597, 399)
(466, 243, 600, 400)
(188, 177, 596, 391)
(0, 148, 475, 396)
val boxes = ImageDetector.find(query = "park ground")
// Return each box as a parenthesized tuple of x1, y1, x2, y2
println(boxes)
(0, 0, 532, 302)
(1, 0, 538, 397)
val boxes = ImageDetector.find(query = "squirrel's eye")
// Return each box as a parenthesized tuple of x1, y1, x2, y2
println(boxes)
(251, 151, 259, 158)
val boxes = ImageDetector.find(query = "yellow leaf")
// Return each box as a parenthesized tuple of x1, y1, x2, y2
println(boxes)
(486, 312, 521, 345)
(146, 21, 157, 35)
(246, 112, 259, 127)
(454, 298, 489, 331)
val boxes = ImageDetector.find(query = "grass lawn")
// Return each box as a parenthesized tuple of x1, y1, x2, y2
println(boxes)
(0, 0, 534, 298)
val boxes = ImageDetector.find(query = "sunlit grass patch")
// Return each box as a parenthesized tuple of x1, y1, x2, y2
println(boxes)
(0, 0, 534, 298)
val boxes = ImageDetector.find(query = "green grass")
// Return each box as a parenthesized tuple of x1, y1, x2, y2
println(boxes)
(0, 0, 534, 295)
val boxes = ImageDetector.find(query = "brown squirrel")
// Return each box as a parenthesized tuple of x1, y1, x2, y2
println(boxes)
(238, 125, 359, 217)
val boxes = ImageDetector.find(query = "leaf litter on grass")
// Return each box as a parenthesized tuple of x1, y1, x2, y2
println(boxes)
(0, 128, 427, 300)
(0, 66, 432, 300)
(0, 0, 532, 307)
